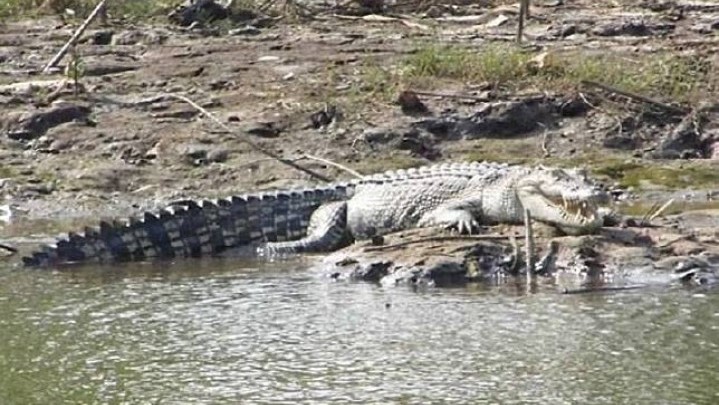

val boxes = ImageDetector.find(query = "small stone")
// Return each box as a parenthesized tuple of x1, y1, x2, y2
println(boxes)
(91, 31, 114, 45)
(246, 122, 281, 138)
(207, 148, 229, 163)
(228, 26, 261, 36)
(397, 90, 430, 116)
(257, 55, 281, 63)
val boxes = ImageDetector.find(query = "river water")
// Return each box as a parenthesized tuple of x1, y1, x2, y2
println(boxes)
(1, 253, 719, 404)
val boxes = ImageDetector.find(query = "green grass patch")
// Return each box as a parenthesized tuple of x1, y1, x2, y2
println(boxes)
(592, 161, 719, 189)
(377, 44, 715, 103)
(457, 144, 719, 191)
(403, 43, 534, 87)
(0, 166, 16, 178)
(0, 0, 171, 20)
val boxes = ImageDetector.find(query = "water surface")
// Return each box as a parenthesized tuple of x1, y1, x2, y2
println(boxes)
(1, 254, 718, 404)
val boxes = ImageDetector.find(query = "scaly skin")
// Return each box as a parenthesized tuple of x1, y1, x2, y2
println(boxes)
(22, 161, 607, 267)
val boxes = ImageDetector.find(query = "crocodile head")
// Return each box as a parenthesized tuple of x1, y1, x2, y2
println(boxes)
(515, 167, 607, 234)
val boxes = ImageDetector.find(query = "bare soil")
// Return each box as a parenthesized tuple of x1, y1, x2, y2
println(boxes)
(1, 0, 719, 229)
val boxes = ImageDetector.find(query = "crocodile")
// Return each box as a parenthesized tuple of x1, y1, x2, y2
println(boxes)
(22, 161, 608, 267)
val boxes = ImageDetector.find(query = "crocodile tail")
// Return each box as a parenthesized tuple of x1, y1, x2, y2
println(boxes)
(22, 184, 353, 267)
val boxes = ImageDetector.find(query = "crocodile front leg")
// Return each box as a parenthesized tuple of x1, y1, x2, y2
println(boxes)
(260, 201, 351, 255)
(416, 200, 483, 234)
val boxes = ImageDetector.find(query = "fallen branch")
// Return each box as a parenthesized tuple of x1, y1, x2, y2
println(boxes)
(524, 209, 535, 281)
(640, 198, 674, 226)
(649, 198, 675, 221)
(0, 242, 18, 256)
(165, 93, 333, 183)
(517, 0, 529, 43)
(42, 0, 109, 74)
(406, 90, 490, 102)
(302, 154, 364, 179)
(580, 80, 689, 115)
(539, 123, 550, 158)
(561, 284, 646, 295)
(363, 233, 510, 252)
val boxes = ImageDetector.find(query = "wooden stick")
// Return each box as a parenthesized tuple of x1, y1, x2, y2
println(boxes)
(648, 198, 675, 221)
(0, 242, 18, 255)
(524, 209, 535, 281)
(302, 154, 364, 179)
(561, 284, 646, 295)
(42, 0, 109, 74)
(166, 93, 333, 183)
(525, 0, 531, 18)
(517, 0, 528, 44)
(408, 90, 490, 102)
(363, 234, 510, 252)
(580, 80, 689, 115)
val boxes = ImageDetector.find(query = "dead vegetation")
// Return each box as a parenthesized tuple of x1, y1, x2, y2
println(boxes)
(1, 0, 719, 220)
(367, 44, 717, 104)
(0, 0, 170, 19)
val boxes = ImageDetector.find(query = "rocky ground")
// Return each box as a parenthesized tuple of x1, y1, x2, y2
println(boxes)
(1, 0, 719, 279)
(322, 209, 719, 291)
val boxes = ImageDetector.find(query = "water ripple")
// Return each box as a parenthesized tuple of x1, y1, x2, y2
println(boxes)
(1, 259, 719, 403)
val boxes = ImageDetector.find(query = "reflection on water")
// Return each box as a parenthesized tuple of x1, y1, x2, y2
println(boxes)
(1, 257, 719, 404)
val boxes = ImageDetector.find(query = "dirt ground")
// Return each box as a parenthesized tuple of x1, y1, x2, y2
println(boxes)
(2, 0, 719, 230)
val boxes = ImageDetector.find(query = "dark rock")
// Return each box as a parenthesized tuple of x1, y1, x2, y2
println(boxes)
(362, 127, 400, 144)
(309, 105, 340, 129)
(91, 31, 113, 45)
(397, 90, 430, 116)
(349, 261, 392, 282)
(650, 111, 706, 159)
(83, 63, 138, 77)
(111, 30, 168, 46)
(6, 104, 92, 141)
(559, 94, 593, 117)
(414, 98, 555, 140)
(592, 21, 675, 37)
(382, 261, 468, 287)
(360, 127, 440, 159)
(357, 0, 385, 14)
(169, 0, 230, 27)
(396, 129, 441, 160)
(207, 148, 229, 163)
(246, 121, 282, 138)
(179, 144, 208, 161)
(603, 135, 638, 150)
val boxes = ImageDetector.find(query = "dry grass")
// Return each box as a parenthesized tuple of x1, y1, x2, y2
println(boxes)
(363, 43, 717, 103)
(0, 0, 171, 19)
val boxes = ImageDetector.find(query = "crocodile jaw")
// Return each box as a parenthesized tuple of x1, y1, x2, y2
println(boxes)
(515, 168, 606, 234)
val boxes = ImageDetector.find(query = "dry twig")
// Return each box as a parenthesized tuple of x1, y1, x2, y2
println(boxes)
(524, 209, 535, 280)
(407, 90, 490, 102)
(581, 80, 689, 115)
(302, 154, 364, 179)
(649, 198, 675, 221)
(363, 233, 510, 252)
(166, 93, 333, 183)
(561, 284, 646, 294)
(43, 0, 109, 74)
(0, 242, 18, 256)
(517, 0, 530, 43)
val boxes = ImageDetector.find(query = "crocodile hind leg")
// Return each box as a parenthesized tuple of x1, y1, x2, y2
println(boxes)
(260, 201, 351, 255)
